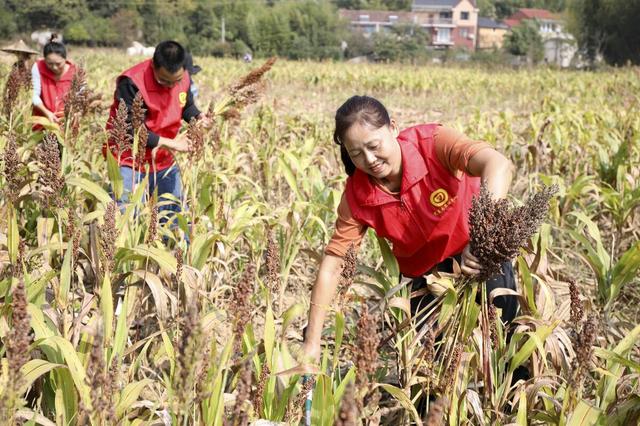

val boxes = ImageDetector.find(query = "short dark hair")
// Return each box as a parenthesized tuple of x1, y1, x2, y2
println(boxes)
(43, 33, 66, 58)
(334, 96, 391, 176)
(153, 41, 186, 73)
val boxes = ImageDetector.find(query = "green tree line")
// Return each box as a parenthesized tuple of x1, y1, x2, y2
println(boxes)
(0, 0, 636, 65)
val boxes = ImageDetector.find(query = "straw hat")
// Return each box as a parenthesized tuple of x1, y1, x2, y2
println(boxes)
(1, 40, 38, 55)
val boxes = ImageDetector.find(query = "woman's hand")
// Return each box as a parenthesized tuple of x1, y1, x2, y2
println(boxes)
(300, 340, 321, 364)
(46, 110, 60, 124)
(460, 243, 482, 276)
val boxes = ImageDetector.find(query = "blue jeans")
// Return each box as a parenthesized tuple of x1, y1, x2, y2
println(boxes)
(117, 165, 183, 226)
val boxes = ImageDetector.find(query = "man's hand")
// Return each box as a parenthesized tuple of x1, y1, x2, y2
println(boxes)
(461, 243, 482, 276)
(157, 133, 191, 152)
(197, 112, 213, 129)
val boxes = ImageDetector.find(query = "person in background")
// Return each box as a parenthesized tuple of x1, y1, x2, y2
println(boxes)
(1, 39, 39, 84)
(103, 40, 211, 225)
(183, 52, 202, 99)
(31, 34, 76, 128)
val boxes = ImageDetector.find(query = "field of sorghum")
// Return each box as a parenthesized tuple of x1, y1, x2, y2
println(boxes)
(0, 50, 639, 425)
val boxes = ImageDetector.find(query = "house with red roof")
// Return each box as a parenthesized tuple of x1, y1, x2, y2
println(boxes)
(504, 8, 576, 66)
(340, 0, 479, 51)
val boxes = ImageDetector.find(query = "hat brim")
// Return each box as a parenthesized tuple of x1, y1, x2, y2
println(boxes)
(1, 48, 38, 55)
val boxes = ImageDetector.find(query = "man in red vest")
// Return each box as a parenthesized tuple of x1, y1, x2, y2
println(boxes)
(104, 40, 210, 227)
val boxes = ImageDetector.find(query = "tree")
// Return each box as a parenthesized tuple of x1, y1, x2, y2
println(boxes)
(504, 20, 544, 63)
(568, 0, 640, 65)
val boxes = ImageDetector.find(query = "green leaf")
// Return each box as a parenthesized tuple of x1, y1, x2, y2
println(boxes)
(124, 245, 177, 274)
(516, 390, 527, 425)
(264, 306, 275, 368)
(566, 400, 601, 426)
(608, 242, 640, 307)
(377, 384, 423, 425)
(282, 303, 305, 334)
(311, 374, 334, 426)
(115, 379, 154, 420)
(101, 272, 114, 348)
(7, 206, 18, 264)
(333, 311, 345, 371)
(376, 235, 399, 284)
(278, 156, 303, 200)
(40, 336, 92, 409)
(106, 148, 123, 200)
(509, 321, 558, 373)
(67, 177, 112, 205)
(58, 238, 73, 308)
(19, 359, 63, 394)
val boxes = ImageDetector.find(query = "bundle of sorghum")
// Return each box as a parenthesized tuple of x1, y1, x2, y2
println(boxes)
(35, 133, 65, 208)
(2, 65, 23, 118)
(187, 117, 205, 163)
(108, 99, 132, 157)
(468, 183, 558, 282)
(212, 57, 277, 121)
(3, 133, 25, 204)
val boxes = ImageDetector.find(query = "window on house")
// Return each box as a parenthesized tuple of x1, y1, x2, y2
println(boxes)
(389, 15, 398, 24)
(436, 27, 451, 43)
(461, 11, 469, 20)
(460, 28, 468, 38)
(439, 11, 452, 20)
(359, 15, 369, 22)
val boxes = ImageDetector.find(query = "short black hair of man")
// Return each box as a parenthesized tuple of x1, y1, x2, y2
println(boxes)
(153, 41, 186, 73)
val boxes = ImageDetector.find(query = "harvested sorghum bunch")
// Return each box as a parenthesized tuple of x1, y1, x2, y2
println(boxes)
(469, 183, 557, 282)
(230, 57, 276, 96)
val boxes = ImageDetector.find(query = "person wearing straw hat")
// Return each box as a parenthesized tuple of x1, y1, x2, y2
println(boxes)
(1, 39, 38, 84)
(31, 34, 77, 129)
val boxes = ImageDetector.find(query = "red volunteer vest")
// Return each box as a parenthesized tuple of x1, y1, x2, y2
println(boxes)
(32, 59, 76, 130)
(345, 124, 481, 277)
(104, 59, 191, 172)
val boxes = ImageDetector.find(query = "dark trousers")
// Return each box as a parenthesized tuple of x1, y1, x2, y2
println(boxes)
(409, 255, 519, 324)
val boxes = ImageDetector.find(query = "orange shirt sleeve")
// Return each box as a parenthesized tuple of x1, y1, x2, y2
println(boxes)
(434, 125, 492, 176)
(325, 192, 367, 258)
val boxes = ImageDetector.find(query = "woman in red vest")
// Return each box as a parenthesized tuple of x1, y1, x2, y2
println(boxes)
(31, 35, 76, 127)
(301, 96, 518, 361)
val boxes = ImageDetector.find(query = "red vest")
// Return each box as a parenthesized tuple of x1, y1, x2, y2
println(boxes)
(32, 59, 76, 129)
(104, 59, 191, 172)
(345, 124, 480, 277)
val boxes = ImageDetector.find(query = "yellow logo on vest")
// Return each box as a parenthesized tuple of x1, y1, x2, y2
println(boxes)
(430, 188, 449, 207)
(179, 92, 187, 107)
